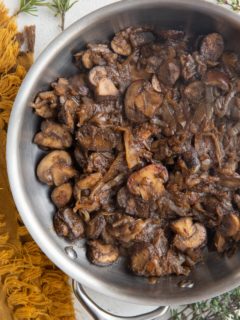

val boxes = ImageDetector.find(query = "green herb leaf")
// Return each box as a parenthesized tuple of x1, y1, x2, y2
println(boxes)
(46, 0, 79, 31)
(169, 287, 240, 319)
(217, 0, 240, 11)
(16, 0, 47, 16)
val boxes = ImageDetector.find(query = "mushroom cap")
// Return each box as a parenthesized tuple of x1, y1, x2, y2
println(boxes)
(127, 164, 168, 201)
(124, 80, 163, 123)
(219, 213, 240, 237)
(174, 223, 207, 251)
(200, 33, 224, 61)
(37, 150, 75, 186)
(171, 217, 196, 238)
(51, 183, 73, 208)
(87, 240, 119, 266)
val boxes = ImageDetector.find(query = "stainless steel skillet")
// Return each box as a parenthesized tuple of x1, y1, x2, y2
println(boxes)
(7, 0, 240, 318)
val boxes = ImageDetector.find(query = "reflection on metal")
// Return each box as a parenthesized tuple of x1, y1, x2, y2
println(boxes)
(65, 246, 78, 259)
(178, 279, 194, 289)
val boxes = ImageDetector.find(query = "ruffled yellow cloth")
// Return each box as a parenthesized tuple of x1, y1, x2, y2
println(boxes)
(0, 2, 75, 319)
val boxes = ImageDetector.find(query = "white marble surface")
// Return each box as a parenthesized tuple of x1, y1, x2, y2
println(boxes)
(5, 0, 120, 57)
(4, 1, 231, 319)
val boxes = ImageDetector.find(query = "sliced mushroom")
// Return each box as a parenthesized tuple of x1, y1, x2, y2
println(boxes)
(111, 28, 132, 56)
(124, 80, 163, 123)
(219, 213, 239, 237)
(58, 99, 78, 132)
(74, 146, 87, 169)
(77, 125, 119, 152)
(130, 243, 157, 276)
(95, 78, 119, 100)
(173, 223, 207, 251)
(87, 240, 119, 266)
(130, 243, 189, 277)
(37, 150, 76, 186)
(86, 214, 106, 239)
(86, 152, 114, 174)
(182, 149, 201, 174)
(117, 187, 151, 218)
(53, 208, 84, 240)
(80, 44, 117, 69)
(129, 30, 155, 48)
(127, 164, 168, 201)
(214, 231, 226, 253)
(52, 78, 69, 96)
(151, 74, 162, 92)
(180, 53, 196, 81)
(76, 172, 102, 190)
(158, 30, 185, 40)
(88, 66, 108, 87)
(121, 127, 142, 169)
(204, 70, 230, 91)
(222, 51, 239, 73)
(30, 91, 58, 119)
(34, 120, 72, 149)
(200, 33, 224, 62)
(82, 50, 94, 69)
(184, 81, 205, 102)
(157, 59, 180, 86)
(51, 183, 72, 208)
(171, 217, 196, 238)
(108, 215, 146, 244)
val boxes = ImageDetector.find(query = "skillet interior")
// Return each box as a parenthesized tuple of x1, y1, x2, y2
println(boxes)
(7, 0, 240, 306)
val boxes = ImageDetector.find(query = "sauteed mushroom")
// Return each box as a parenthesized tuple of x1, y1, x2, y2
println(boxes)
(53, 208, 84, 240)
(219, 213, 239, 237)
(184, 81, 205, 102)
(77, 125, 119, 152)
(200, 33, 224, 62)
(86, 214, 106, 239)
(204, 70, 230, 91)
(87, 240, 119, 266)
(31, 91, 57, 118)
(37, 150, 76, 186)
(33, 26, 240, 279)
(111, 28, 132, 56)
(51, 183, 73, 208)
(171, 218, 196, 238)
(157, 59, 180, 86)
(34, 120, 72, 149)
(124, 80, 163, 123)
(95, 78, 119, 100)
(174, 223, 207, 251)
(127, 164, 168, 201)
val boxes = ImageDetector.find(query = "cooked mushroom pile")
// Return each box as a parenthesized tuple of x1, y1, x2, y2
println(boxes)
(33, 27, 240, 278)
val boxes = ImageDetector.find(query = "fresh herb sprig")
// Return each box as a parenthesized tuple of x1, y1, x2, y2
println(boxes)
(14, 0, 47, 16)
(46, 0, 78, 31)
(15, 0, 78, 31)
(217, 0, 240, 11)
(169, 287, 240, 320)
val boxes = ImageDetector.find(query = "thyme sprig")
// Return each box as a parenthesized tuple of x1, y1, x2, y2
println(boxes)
(14, 0, 47, 16)
(46, 0, 78, 31)
(169, 287, 240, 320)
(217, 0, 240, 11)
(15, 0, 78, 31)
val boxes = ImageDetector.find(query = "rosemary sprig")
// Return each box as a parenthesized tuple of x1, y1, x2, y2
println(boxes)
(14, 0, 47, 16)
(217, 0, 240, 11)
(46, 0, 78, 31)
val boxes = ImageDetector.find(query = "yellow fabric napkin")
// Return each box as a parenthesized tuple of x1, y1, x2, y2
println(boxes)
(0, 2, 75, 319)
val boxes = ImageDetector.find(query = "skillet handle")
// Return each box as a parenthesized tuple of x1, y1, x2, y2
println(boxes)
(72, 280, 169, 320)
